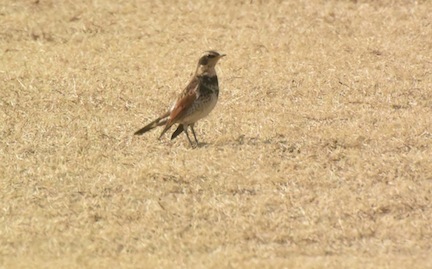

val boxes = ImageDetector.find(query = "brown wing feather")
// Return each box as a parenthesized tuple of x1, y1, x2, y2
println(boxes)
(159, 77, 199, 138)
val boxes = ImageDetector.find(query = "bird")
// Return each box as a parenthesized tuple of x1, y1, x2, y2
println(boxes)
(134, 50, 225, 147)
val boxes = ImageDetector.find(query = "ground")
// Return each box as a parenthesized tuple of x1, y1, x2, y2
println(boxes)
(1, 0, 431, 268)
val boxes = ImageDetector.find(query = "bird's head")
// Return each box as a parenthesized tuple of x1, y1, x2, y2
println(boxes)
(196, 50, 225, 76)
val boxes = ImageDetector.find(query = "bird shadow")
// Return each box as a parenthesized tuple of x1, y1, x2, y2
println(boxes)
(200, 134, 300, 153)
(195, 142, 209, 148)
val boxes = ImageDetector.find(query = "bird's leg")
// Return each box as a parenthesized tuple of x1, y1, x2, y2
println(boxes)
(190, 124, 199, 145)
(183, 125, 194, 147)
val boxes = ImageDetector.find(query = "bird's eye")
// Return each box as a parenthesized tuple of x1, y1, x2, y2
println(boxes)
(207, 54, 216, 59)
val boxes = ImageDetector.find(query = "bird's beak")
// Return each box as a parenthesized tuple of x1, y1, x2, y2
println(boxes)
(219, 54, 226, 58)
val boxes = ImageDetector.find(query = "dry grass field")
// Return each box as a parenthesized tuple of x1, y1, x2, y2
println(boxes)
(1, 0, 432, 268)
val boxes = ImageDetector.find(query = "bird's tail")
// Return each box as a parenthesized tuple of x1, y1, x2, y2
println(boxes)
(134, 111, 170, 135)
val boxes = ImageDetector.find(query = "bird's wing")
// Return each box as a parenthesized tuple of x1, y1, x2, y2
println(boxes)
(159, 77, 199, 138)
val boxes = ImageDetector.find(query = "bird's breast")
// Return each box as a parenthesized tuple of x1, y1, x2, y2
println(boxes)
(181, 92, 218, 124)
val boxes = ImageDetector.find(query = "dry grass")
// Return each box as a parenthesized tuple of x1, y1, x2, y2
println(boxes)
(1, 0, 432, 268)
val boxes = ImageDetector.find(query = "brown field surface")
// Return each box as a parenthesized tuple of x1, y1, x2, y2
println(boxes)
(1, 0, 432, 268)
